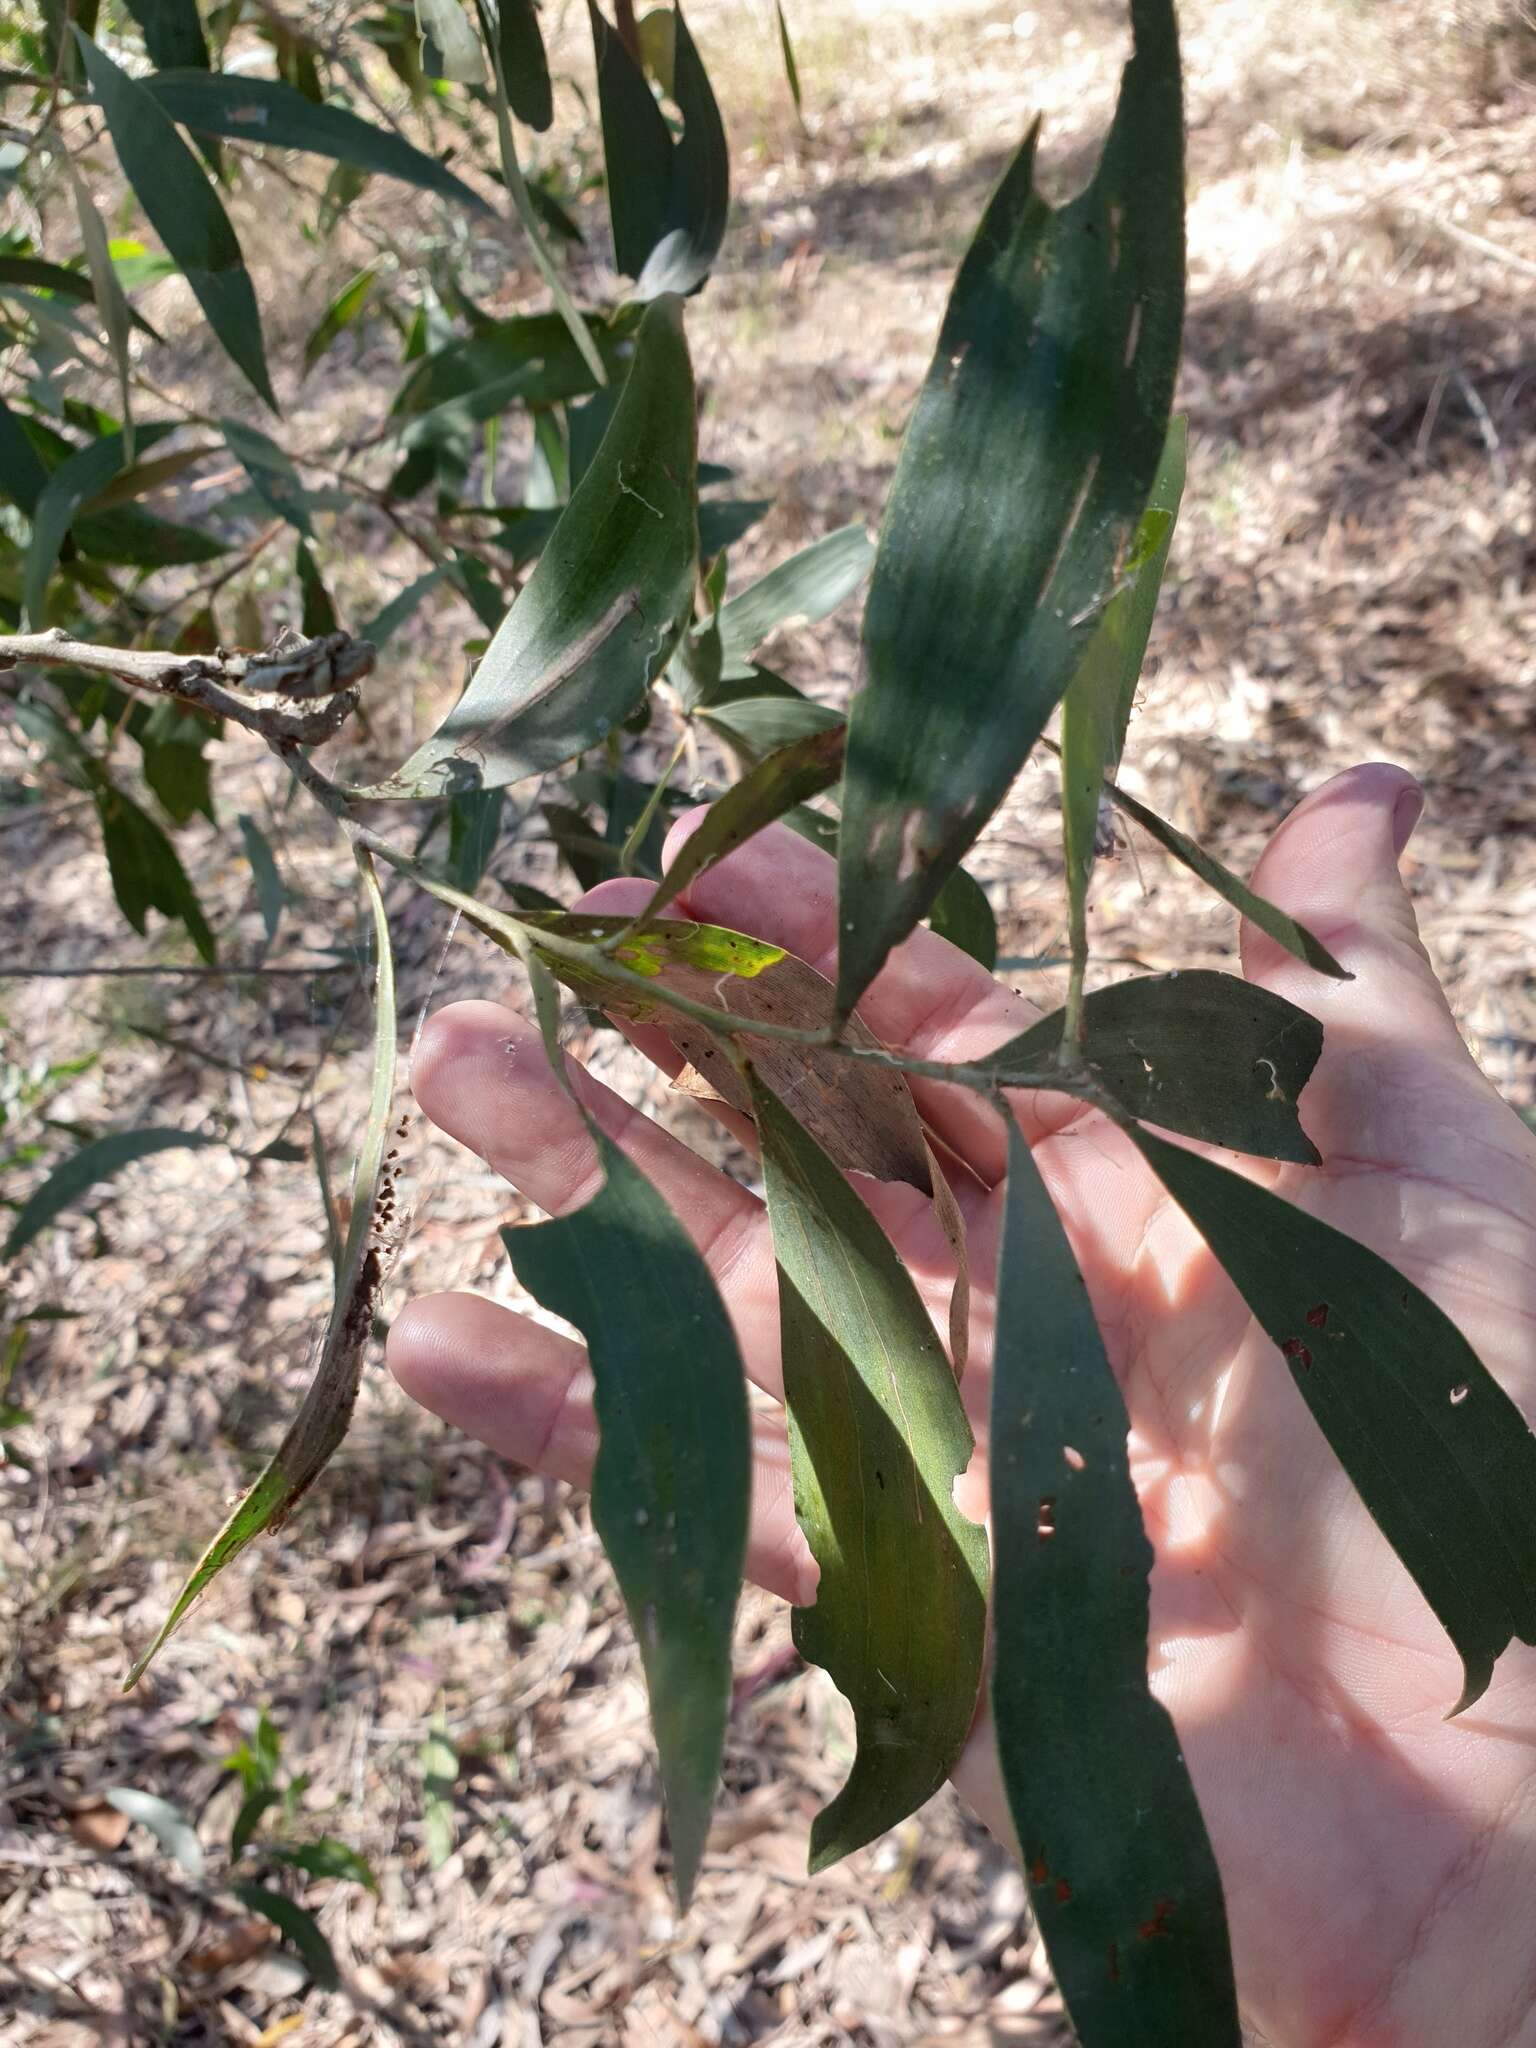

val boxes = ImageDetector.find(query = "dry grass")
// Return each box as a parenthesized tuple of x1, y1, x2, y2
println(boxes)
(3, 0, 1535, 2040)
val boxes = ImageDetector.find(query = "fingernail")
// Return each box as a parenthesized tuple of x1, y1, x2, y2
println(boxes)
(1392, 784, 1425, 857)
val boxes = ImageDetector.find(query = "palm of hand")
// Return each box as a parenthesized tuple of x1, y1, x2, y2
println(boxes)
(391, 765, 1536, 2048)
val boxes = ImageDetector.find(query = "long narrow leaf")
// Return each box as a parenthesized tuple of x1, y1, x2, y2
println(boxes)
(6, 1129, 222, 1258)
(629, 726, 844, 932)
(1132, 1127, 1536, 1712)
(751, 1075, 988, 1870)
(1105, 776, 1349, 979)
(713, 524, 873, 687)
(123, 0, 209, 70)
(589, 1, 729, 297)
(75, 34, 276, 410)
(22, 422, 177, 626)
(142, 71, 491, 215)
(836, 0, 1184, 1016)
(502, 1127, 749, 1906)
(221, 417, 313, 537)
(67, 166, 136, 462)
(125, 853, 397, 1686)
(477, 0, 608, 388)
(991, 1127, 1240, 2044)
(1059, 418, 1186, 1015)
(497, 0, 553, 128)
(369, 296, 695, 797)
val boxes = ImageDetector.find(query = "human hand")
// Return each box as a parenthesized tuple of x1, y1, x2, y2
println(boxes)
(389, 763, 1536, 2047)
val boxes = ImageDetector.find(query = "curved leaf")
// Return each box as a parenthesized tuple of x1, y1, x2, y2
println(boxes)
(751, 1074, 988, 1869)
(105, 1788, 205, 1878)
(502, 1126, 749, 1907)
(125, 854, 396, 1687)
(1133, 1127, 1536, 1711)
(75, 34, 276, 410)
(231, 1886, 339, 1989)
(985, 970, 1322, 1164)
(991, 1127, 1240, 2045)
(142, 70, 491, 214)
(5, 1127, 222, 1258)
(370, 296, 696, 798)
(836, 0, 1185, 1016)
(67, 166, 136, 459)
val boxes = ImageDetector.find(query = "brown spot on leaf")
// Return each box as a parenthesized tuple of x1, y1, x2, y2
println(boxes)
(1306, 1303, 1329, 1328)
(1055, 1877, 1073, 1904)
(1138, 1897, 1175, 1941)
(1030, 1852, 1049, 1886)
(1281, 1337, 1312, 1371)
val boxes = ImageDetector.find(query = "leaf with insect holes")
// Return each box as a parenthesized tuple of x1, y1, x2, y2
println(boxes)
(1132, 1127, 1536, 1713)
(367, 297, 696, 798)
(628, 726, 845, 931)
(836, 0, 1184, 1017)
(589, 2, 728, 297)
(75, 33, 276, 410)
(503, 1124, 749, 1906)
(983, 970, 1323, 1164)
(1104, 778, 1349, 979)
(751, 1075, 987, 1870)
(125, 854, 396, 1687)
(991, 1127, 1240, 2045)
(143, 70, 491, 213)
(1060, 417, 1186, 943)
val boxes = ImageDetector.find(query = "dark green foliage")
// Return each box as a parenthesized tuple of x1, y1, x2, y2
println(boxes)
(991, 1129, 1240, 2044)
(836, 0, 1185, 1014)
(503, 1128, 750, 1905)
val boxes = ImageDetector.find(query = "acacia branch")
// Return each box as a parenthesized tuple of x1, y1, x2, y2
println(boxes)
(0, 626, 375, 745)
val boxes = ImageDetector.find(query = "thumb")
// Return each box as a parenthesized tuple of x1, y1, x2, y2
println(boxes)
(1241, 762, 1481, 1150)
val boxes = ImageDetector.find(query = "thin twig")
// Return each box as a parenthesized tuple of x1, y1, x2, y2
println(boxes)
(0, 627, 374, 744)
